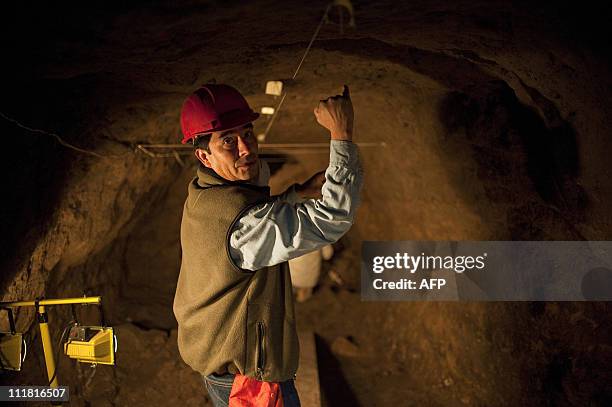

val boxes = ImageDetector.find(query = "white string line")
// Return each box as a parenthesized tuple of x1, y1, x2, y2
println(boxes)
(0, 111, 193, 164)
(263, 92, 287, 136)
(136, 141, 385, 150)
(0, 111, 108, 159)
(136, 141, 387, 150)
(264, 4, 333, 137)
(292, 4, 332, 81)
(261, 142, 386, 148)
(135, 141, 385, 158)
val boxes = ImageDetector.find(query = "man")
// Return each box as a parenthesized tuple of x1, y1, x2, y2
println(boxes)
(173, 83, 362, 406)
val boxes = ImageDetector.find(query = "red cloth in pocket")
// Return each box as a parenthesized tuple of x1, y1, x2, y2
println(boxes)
(229, 374, 284, 407)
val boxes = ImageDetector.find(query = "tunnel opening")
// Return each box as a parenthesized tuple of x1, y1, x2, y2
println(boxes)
(438, 80, 587, 240)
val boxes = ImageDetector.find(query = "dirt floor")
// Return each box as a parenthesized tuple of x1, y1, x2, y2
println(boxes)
(1, 1, 612, 406)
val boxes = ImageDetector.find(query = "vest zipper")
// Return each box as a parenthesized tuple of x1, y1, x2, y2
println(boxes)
(256, 321, 265, 380)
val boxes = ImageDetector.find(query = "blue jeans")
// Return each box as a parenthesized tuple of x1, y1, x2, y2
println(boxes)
(203, 373, 301, 407)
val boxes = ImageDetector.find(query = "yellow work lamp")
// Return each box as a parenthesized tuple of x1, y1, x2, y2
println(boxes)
(0, 308, 27, 371)
(0, 296, 117, 388)
(0, 333, 27, 371)
(64, 326, 116, 365)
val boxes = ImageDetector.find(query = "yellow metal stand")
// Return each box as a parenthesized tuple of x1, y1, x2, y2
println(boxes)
(38, 305, 58, 388)
(0, 296, 102, 387)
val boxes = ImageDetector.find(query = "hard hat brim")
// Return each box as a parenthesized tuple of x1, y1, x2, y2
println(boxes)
(181, 111, 260, 144)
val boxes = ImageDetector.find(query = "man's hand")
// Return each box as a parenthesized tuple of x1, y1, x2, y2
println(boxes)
(295, 171, 326, 200)
(314, 85, 354, 141)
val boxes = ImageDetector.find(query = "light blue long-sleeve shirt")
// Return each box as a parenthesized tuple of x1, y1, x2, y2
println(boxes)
(229, 140, 363, 271)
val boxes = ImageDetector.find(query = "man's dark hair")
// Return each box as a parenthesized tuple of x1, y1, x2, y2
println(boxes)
(193, 134, 211, 153)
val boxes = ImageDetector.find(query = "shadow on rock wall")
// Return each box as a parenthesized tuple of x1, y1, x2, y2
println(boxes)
(438, 80, 587, 239)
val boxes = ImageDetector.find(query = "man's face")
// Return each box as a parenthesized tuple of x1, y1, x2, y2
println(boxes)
(196, 123, 259, 182)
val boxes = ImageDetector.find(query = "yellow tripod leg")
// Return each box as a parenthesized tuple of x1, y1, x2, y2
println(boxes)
(37, 305, 59, 388)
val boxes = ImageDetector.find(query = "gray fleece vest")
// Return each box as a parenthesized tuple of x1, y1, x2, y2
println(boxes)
(173, 166, 299, 382)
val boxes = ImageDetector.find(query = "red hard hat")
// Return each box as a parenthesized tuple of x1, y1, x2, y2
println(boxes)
(180, 84, 260, 144)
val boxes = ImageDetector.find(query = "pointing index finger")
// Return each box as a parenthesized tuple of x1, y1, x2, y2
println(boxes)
(343, 84, 350, 98)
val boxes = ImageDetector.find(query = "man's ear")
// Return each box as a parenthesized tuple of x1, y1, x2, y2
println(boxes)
(194, 149, 212, 168)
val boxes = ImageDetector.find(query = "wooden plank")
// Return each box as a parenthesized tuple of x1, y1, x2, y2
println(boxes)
(295, 330, 321, 407)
